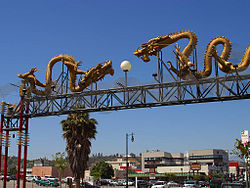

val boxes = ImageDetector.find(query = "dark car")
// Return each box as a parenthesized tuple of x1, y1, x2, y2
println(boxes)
(221, 182, 244, 188)
(0, 175, 11, 181)
(199, 181, 209, 187)
(80, 181, 98, 188)
(137, 180, 150, 188)
(9, 175, 17, 180)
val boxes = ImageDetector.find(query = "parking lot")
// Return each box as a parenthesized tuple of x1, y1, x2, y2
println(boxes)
(0, 181, 182, 188)
(0, 180, 69, 188)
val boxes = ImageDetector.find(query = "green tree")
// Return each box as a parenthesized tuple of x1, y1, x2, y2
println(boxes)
(9, 167, 17, 175)
(53, 152, 68, 187)
(165, 173, 177, 181)
(231, 139, 250, 160)
(231, 139, 249, 186)
(61, 112, 97, 188)
(90, 161, 114, 180)
(210, 172, 224, 179)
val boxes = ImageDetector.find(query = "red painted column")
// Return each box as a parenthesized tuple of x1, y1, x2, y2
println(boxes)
(3, 118, 10, 188)
(22, 103, 29, 188)
(16, 96, 24, 188)
(0, 113, 4, 175)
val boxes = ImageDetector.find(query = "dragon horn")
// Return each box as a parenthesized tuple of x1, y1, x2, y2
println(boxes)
(77, 61, 82, 66)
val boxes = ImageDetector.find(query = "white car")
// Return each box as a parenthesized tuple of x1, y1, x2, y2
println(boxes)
(41, 175, 58, 182)
(152, 181, 168, 188)
(33, 175, 41, 182)
(26, 176, 34, 182)
(108, 180, 119, 186)
(61, 176, 74, 183)
(122, 180, 134, 186)
(167, 181, 180, 187)
(183, 181, 199, 188)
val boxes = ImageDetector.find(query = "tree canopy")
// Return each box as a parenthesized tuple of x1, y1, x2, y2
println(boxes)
(231, 139, 250, 160)
(90, 161, 114, 180)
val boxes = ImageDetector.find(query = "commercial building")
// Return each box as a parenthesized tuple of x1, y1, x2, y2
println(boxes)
(105, 156, 141, 179)
(141, 149, 229, 175)
(141, 150, 184, 173)
(188, 149, 229, 174)
(106, 156, 141, 171)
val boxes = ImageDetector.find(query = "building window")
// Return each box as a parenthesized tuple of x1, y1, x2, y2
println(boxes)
(189, 155, 223, 160)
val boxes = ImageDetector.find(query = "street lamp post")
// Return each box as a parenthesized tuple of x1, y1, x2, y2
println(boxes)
(126, 133, 134, 188)
(120, 61, 131, 104)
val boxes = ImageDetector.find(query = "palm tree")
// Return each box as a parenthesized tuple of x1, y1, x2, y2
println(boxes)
(61, 112, 98, 188)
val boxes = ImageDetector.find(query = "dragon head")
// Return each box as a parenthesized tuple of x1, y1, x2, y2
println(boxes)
(79, 60, 114, 88)
(134, 35, 173, 62)
(100, 60, 114, 76)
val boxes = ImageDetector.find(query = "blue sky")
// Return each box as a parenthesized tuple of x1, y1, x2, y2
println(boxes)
(0, 0, 250, 159)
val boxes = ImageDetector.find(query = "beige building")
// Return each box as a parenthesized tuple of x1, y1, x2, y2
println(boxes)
(157, 164, 209, 174)
(141, 150, 184, 173)
(106, 156, 141, 171)
(141, 149, 229, 175)
(32, 166, 72, 178)
(188, 149, 229, 174)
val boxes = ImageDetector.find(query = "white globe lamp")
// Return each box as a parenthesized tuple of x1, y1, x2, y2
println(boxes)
(120, 60, 131, 72)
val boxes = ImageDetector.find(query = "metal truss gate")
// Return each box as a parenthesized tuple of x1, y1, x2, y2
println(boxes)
(19, 73, 250, 118)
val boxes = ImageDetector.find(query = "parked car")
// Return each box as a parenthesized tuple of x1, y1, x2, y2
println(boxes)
(41, 175, 58, 181)
(36, 179, 48, 186)
(0, 175, 11, 181)
(122, 180, 135, 186)
(33, 175, 41, 182)
(108, 180, 119, 186)
(26, 175, 34, 182)
(48, 180, 60, 187)
(36, 179, 59, 187)
(137, 180, 150, 188)
(9, 175, 17, 180)
(79, 181, 98, 188)
(61, 176, 74, 183)
(183, 181, 199, 188)
(198, 181, 209, 187)
(167, 181, 180, 187)
(151, 181, 168, 188)
(221, 182, 244, 188)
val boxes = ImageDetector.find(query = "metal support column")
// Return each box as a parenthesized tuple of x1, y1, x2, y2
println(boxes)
(16, 96, 24, 188)
(3, 118, 10, 188)
(125, 71, 129, 104)
(126, 133, 128, 188)
(0, 112, 4, 175)
(22, 103, 29, 188)
(126, 133, 134, 188)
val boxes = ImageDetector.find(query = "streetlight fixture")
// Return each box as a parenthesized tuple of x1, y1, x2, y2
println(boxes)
(120, 61, 131, 104)
(120, 60, 131, 88)
(126, 132, 134, 188)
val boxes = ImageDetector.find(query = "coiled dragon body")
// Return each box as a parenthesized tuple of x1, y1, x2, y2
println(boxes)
(134, 30, 250, 79)
(18, 54, 114, 96)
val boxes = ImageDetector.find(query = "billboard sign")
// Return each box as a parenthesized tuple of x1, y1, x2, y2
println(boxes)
(190, 163, 201, 171)
(241, 130, 249, 144)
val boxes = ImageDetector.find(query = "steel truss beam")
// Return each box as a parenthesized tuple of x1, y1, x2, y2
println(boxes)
(9, 73, 250, 118)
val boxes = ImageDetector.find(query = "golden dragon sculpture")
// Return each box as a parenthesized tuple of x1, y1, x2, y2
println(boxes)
(18, 54, 114, 96)
(134, 30, 250, 80)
